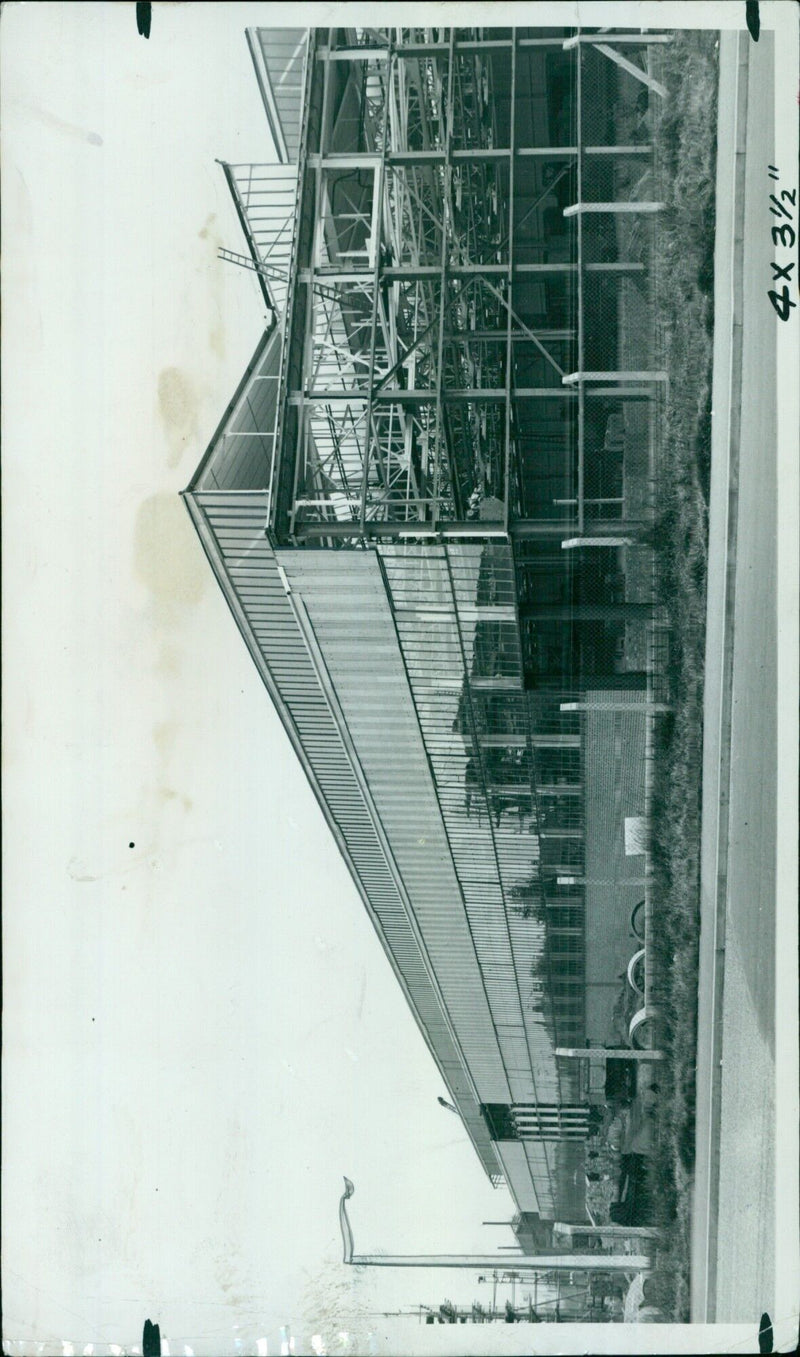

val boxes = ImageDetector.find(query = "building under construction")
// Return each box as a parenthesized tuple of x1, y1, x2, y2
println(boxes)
(185, 24, 672, 1223)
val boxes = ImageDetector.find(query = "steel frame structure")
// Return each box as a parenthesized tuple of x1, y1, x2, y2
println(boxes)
(221, 24, 670, 549)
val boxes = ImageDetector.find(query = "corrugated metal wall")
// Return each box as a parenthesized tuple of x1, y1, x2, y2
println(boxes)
(192, 330, 281, 493)
(280, 550, 516, 1105)
(248, 29, 308, 164)
(184, 489, 503, 1185)
(379, 545, 562, 1099)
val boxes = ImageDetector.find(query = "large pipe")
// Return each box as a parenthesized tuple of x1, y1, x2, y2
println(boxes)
(338, 1179, 650, 1273)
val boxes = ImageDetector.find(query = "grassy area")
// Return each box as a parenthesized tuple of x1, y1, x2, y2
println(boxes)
(642, 31, 720, 1322)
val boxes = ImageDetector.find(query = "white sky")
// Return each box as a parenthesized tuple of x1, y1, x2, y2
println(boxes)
(1, 6, 519, 1352)
(2, 4, 796, 1356)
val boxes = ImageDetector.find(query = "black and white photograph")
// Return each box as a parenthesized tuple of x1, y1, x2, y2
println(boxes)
(3, 3, 799, 1353)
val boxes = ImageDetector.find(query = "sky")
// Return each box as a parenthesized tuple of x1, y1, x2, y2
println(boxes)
(2, 4, 795, 1356)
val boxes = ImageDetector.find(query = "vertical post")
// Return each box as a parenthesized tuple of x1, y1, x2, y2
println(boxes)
(554, 1222, 661, 1239)
(564, 201, 665, 215)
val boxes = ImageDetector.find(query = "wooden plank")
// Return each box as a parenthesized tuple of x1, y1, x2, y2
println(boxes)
(564, 201, 664, 216)
(593, 42, 668, 99)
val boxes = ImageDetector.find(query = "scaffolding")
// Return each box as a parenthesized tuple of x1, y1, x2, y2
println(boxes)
(220, 25, 670, 549)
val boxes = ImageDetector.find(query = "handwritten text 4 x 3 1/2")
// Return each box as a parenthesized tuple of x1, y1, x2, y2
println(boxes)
(768, 166, 797, 322)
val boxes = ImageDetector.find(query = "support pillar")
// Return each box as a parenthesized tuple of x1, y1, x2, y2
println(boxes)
(519, 602, 656, 622)
(561, 536, 633, 548)
(563, 201, 664, 216)
(562, 371, 668, 385)
(561, 701, 671, 713)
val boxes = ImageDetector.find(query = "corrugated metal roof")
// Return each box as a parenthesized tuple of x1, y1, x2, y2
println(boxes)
(222, 161, 298, 317)
(189, 327, 281, 494)
(218, 29, 309, 316)
(182, 488, 505, 1188)
(246, 28, 308, 164)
